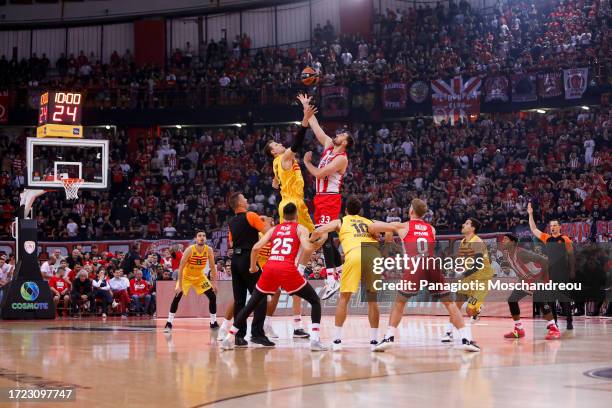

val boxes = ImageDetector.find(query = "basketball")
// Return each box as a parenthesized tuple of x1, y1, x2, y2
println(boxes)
(301, 67, 320, 86)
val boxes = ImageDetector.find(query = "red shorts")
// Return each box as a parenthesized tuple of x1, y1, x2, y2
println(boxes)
(314, 194, 342, 226)
(256, 263, 307, 294)
(400, 267, 448, 296)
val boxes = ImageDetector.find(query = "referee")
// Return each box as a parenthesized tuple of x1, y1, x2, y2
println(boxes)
(227, 192, 274, 347)
(528, 202, 576, 335)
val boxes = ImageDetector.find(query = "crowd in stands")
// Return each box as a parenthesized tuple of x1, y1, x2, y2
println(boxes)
(0, 106, 609, 246)
(1, 0, 609, 108)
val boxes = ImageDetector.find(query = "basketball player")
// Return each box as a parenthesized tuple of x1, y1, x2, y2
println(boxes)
(528, 202, 575, 336)
(217, 230, 311, 340)
(220, 203, 327, 351)
(501, 233, 557, 339)
(164, 230, 218, 332)
(440, 218, 493, 344)
(263, 99, 317, 338)
(310, 196, 381, 351)
(297, 94, 353, 299)
(368, 199, 480, 352)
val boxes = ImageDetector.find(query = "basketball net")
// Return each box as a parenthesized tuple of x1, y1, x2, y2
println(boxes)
(62, 178, 84, 200)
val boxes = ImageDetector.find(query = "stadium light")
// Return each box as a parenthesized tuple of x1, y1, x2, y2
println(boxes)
(176, 125, 182, 129)
(235, 123, 242, 128)
(293, 121, 301, 125)
(105, 125, 111, 130)
(536, 109, 546, 114)
(581, 106, 590, 110)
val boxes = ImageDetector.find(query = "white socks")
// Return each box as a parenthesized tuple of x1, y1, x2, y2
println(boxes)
(310, 323, 321, 342)
(293, 315, 303, 330)
(459, 326, 472, 341)
(221, 319, 232, 331)
(514, 319, 523, 328)
(333, 325, 342, 342)
(167, 313, 175, 324)
(370, 328, 378, 342)
(385, 326, 397, 339)
(445, 322, 454, 334)
(210, 313, 217, 324)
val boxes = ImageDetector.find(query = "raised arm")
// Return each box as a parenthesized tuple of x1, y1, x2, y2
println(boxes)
(297, 93, 333, 149)
(249, 228, 275, 273)
(527, 202, 543, 239)
(281, 103, 318, 169)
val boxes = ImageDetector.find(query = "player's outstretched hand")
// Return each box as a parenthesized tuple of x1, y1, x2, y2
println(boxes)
(310, 230, 327, 245)
(296, 93, 311, 107)
(303, 151, 312, 164)
(249, 265, 259, 274)
(302, 104, 317, 126)
(527, 202, 533, 215)
(174, 286, 182, 295)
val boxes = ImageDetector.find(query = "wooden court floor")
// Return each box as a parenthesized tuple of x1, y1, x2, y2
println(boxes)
(0, 315, 611, 408)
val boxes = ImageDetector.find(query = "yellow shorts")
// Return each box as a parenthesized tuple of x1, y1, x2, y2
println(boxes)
(176, 275, 212, 296)
(340, 244, 379, 294)
(458, 267, 493, 312)
(279, 198, 314, 232)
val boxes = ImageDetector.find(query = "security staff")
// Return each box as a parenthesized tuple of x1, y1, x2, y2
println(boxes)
(227, 192, 274, 347)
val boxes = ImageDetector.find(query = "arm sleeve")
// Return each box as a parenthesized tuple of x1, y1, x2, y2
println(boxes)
(246, 212, 266, 232)
(290, 126, 308, 153)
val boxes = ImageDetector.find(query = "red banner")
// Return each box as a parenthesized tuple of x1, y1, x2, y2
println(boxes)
(0, 91, 8, 124)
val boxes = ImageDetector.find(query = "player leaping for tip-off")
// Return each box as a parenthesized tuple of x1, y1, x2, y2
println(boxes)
(297, 94, 353, 299)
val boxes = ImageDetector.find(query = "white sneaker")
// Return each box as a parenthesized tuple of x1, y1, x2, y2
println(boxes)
(373, 336, 394, 352)
(111, 301, 119, 309)
(441, 331, 453, 343)
(217, 327, 228, 341)
(264, 322, 279, 339)
(331, 340, 342, 352)
(459, 338, 481, 352)
(220, 337, 234, 350)
(321, 279, 340, 300)
(102, 313, 107, 319)
(370, 340, 379, 351)
(310, 340, 328, 351)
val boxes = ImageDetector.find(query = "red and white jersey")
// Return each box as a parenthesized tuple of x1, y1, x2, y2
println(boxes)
(316, 147, 346, 194)
(507, 248, 545, 283)
(402, 219, 436, 258)
(266, 222, 301, 267)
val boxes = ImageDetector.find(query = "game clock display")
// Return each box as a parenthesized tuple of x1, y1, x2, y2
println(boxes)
(38, 91, 83, 126)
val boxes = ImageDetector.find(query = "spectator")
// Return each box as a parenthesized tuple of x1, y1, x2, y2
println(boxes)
(109, 268, 130, 318)
(40, 255, 56, 280)
(49, 267, 71, 316)
(70, 270, 93, 317)
(130, 269, 152, 316)
(92, 268, 115, 318)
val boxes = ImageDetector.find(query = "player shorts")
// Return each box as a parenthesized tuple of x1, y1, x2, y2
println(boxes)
(176, 275, 213, 296)
(279, 198, 314, 232)
(457, 267, 493, 312)
(256, 263, 307, 295)
(399, 260, 449, 298)
(314, 194, 342, 226)
(341, 244, 380, 295)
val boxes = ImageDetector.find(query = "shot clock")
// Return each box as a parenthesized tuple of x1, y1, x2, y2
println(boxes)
(36, 91, 84, 138)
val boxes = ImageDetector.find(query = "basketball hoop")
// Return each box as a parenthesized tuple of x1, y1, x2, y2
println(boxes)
(62, 178, 84, 200)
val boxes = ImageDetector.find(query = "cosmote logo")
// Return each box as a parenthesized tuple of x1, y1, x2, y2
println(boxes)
(11, 282, 49, 310)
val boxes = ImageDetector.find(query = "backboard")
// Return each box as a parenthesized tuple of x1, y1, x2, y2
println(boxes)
(26, 137, 109, 190)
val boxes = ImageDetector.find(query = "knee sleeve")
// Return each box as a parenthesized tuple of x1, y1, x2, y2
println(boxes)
(170, 292, 183, 314)
(322, 233, 341, 269)
(205, 290, 217, 314)
(509, 301, 521, 317)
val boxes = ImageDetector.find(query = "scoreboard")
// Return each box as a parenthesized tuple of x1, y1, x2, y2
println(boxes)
(37, 91, 83, 138)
